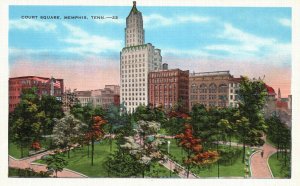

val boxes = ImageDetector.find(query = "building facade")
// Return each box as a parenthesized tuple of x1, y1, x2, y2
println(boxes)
(148, 69, 189, 112)
(75, 85, 120, 109)
(189, 71, 232, 111)
(228, 77, 242, 108)
(9, 76, 64, 112)
(120, 1, 162, 113)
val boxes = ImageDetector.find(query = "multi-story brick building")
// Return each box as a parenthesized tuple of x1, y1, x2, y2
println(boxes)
(9, 76, 64, 112)
(148, 68, 189, 112)
(75, 85, 120, 109)
(189, 71, 232, 111)
(120, 1, 162, 113)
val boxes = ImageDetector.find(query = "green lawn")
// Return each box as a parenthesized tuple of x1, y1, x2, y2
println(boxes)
(268, 152, 291, 178)
(166, 139, 247, 177)
(36, 139, 176, 178)
(9, 138, 52, 159)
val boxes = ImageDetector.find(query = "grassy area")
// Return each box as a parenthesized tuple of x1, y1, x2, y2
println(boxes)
(35, 139, 175, 178)
(9, 138, 52, 159)
(166, 139, 247, 177)
(9, 142, 29, 159)
(268, 152, 291, 178)
(36, 139, 117, 177)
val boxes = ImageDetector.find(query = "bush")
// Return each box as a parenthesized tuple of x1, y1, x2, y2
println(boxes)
(9, 167, 51, 177)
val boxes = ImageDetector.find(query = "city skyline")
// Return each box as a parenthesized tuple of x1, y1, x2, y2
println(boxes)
(9, 5, 291, 97)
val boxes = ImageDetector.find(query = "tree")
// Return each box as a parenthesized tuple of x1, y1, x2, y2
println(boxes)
(45, 152, 68, 177)
(175, 123, 219, 178)
(10, 88, 43, 157)
(104, 149, 143, 177)
(52, 114, 87, 158)
(238, 77, 268, 147)
(120, 120, 166, 178)
(39, 95, 64, 135)
(85, 116, 107, 166)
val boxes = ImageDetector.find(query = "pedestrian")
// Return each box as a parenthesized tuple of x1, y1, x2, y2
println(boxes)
(261, 150, 264, 157)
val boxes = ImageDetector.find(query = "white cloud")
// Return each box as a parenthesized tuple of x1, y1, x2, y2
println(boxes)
(162, 47, 211, 58)
(278, 18, 291, 27)
(9, 19, 56, 32)
(205, 23, 290, 62)
(62, 23, 123, 55)
(143, 14, 211, 28)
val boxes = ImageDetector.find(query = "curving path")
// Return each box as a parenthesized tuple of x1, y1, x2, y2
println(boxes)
(8, 151, 86, 178)
(250, 142, 277, 178)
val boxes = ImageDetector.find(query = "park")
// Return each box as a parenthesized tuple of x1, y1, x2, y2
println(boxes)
(8, 77, 291, 178)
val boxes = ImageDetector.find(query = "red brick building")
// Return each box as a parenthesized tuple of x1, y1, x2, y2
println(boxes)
(148, 69, 189, 112)
(9, 76, 64, 112)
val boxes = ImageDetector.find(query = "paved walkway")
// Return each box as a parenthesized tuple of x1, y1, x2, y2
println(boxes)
(250, 141, 277, 178)
(8, 151, 86, 178)
(159, 158, 198, 178)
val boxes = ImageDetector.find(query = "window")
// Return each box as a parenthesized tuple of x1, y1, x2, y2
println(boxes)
(199, 83, 207, 93)
(209, 83, 217, 93)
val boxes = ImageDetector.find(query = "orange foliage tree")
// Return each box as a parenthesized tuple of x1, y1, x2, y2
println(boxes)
(175, 123, 219, 178)
(85, 116, 107, 166)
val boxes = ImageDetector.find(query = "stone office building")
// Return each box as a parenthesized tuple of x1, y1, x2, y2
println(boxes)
(189, 71, 232, 111)
(120, 1, 162, 113)
(148, 67, 189, 112)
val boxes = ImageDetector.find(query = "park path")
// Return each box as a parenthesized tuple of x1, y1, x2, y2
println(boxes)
(8, 151, 86, 178)
(159, 158, 198, 178)
(250, 141, 277, 178)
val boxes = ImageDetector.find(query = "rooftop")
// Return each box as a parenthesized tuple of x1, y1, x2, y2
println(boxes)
(190, 71, 231, 77)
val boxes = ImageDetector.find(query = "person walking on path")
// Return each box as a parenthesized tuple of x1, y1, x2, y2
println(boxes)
(261, 150, 264, 157)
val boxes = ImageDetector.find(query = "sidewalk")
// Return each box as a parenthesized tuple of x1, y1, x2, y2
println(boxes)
(8, 151, 86, 178)
(250, 142, 277, 178)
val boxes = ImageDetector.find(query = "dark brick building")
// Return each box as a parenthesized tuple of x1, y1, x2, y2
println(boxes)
(9, 76, 64, 112)
(148, 69, 189, 112)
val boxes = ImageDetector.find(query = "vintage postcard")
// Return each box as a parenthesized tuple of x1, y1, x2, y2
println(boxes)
(1, 0, 299, 186)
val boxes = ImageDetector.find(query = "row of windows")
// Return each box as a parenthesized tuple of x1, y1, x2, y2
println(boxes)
(150, 78, 177, 84)
(122, 97, 146, 101)
(152, 96, 177, 102)
(190, 95, 227, 100)
(121, 73, 147, 78)
(152, 84, 176, 90)
(122, 79, 145, 83)
(122, 53, 145, 59)
(122, 88, 146, 92)
(9, 96, 20, 100)
(122, 69, 146, 73)
(121, 63, 145, 69)
(150, 72, 178, 78)
(122, 84, 146, 88)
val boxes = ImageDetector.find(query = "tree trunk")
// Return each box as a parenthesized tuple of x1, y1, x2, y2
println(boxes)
(242, 140, 246, 163)
(110, 134, 113, 152)
(55, 170, 58, 178)
(21, 146, 24, 158)
(187, 164, 190, 178)
(87, 144, 90, 158)
(68, 148, 70, 159)
(91, 138, 95, 166)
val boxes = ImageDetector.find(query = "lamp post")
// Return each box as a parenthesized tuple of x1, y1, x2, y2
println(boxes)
(167, 140, 171, 177)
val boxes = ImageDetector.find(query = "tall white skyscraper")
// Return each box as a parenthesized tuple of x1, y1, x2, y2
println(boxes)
(120, 1, 162, 113)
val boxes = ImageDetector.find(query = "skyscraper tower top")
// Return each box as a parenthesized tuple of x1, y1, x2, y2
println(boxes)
(125, 1, 145, 47)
